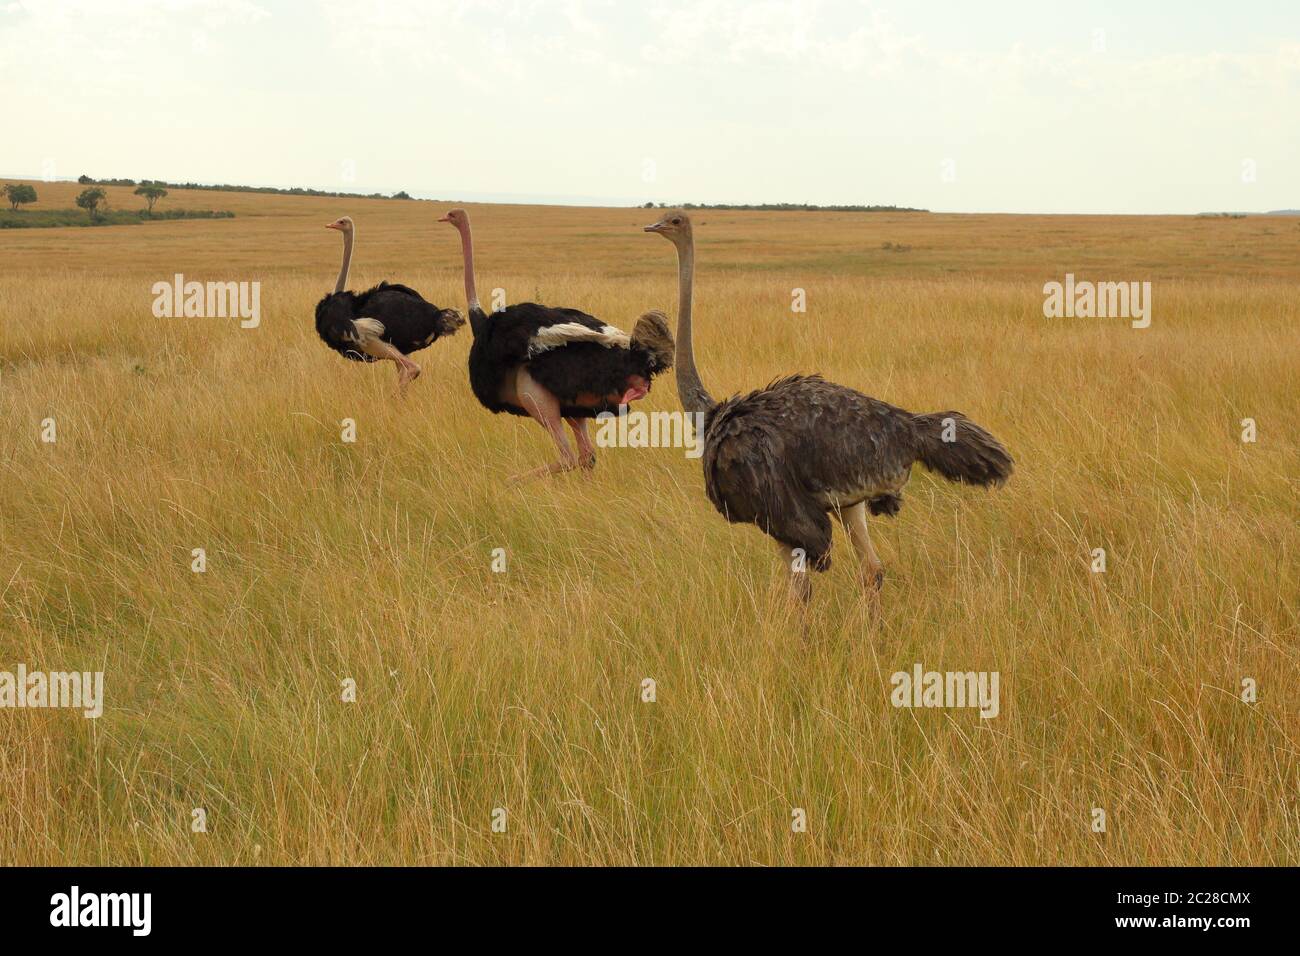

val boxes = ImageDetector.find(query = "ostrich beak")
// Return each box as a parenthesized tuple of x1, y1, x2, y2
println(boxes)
(437, 215, 451, 223)
(644, 222, 665, 233)
(325, 222, 341, 230)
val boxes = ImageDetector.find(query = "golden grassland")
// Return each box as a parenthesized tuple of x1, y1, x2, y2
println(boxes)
(1, 179, 1297, 865)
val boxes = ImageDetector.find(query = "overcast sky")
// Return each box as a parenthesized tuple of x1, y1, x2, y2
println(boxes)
(2, 0, 1298, 212)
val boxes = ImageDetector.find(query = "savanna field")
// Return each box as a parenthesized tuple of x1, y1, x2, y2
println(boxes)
(1, 180, 1296, 865)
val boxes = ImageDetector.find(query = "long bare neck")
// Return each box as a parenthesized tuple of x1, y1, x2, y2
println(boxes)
(674, 234, 715, 415)
(333, 227, 354, 294)
(457, 219, 481, 313)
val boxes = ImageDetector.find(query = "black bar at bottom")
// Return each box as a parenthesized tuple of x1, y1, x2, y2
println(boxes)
(0, 866, 1285, 941)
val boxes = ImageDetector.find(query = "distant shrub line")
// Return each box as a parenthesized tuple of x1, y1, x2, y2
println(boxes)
(77, 174, 414, 201)
(0, 209, 236, 229)
(640, 201, 928, 213)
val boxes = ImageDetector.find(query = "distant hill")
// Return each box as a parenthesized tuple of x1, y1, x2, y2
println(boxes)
(1196, 210, 1300, 217)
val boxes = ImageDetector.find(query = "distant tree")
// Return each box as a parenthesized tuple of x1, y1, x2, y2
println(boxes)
(392, 190, 412, 200)
(77, 174, 94, 184)
(135, 184, 168, 213)
(75, 187, 107, 220)
(3, 183, 37, 211)
(643, 201, 654, 208)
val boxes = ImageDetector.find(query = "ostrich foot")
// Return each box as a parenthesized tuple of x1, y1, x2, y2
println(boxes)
(508, 459, 575, 485)
(565, 418, 596, 475)
(857, 566, 884, 617)
(768, 571, 812, 609)
(396, 361, 421, 392)
(774, 542, 813, 605)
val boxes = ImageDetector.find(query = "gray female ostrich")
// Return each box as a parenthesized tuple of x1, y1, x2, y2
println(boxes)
(644, 210, 1012, 602)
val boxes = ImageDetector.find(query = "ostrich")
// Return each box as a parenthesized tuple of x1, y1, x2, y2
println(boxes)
(316, 216, 464, 390)
(439, 208, 674, 481)
(644, 210, 1013, 602)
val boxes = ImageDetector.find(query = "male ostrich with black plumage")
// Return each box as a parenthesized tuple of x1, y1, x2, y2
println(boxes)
(645, 210, 1012, 603)
(316, 216, 463, 390)
(440, 208, 674, 481)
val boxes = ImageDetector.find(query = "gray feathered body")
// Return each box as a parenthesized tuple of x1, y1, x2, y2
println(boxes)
(700, 374, 1012, 571)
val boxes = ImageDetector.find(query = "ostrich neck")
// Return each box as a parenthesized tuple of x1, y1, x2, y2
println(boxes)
(457, 221, 482, 314)
(674, 236, 715, 415)
(334, 228, 354, 294)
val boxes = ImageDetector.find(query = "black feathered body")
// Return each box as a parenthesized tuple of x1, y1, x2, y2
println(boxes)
(700, 375, 1012, 571)
(315, 282, 463, 361)
(467, 302, 672, 419)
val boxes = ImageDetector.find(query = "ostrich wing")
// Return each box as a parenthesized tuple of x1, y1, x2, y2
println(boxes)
(766, 376, 920, 503)
(527, 322, 631, 356)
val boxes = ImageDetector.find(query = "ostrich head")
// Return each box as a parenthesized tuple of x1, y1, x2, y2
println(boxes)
(437, 208, 468, 230)
(325, 216, 354, 233)
(644, 209, 692, 245)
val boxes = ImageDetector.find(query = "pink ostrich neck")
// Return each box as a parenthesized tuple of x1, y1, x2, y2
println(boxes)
(457, 217, 481, 313)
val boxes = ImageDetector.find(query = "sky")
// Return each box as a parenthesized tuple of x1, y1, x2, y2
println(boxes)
(1, 0, 1298, 213)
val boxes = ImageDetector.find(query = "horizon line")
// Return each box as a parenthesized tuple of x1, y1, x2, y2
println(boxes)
(1, 172, 1296, 218)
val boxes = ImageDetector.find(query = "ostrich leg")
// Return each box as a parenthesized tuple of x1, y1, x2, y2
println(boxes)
(839, 501, 885, 593)
(358, 338, 421, 391)
(774, 541, 813, 604)
(566, 418, 596, 470)
(510, 368, 578, 483)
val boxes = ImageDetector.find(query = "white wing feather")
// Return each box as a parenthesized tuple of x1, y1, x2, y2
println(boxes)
(527, 322, 631, 357)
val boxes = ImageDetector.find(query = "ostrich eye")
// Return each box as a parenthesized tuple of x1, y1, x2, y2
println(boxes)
(672, 218, 681, 225)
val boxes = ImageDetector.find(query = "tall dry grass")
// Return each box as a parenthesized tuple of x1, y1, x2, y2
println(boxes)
(0, 184, 1296, 864)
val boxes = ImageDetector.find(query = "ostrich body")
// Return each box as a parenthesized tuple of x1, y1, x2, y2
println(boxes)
(440, 208, 673, 480)
(645, 210, 1012, 602)
(465, 302, 671, 419)
(316, 216, 464, 389)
